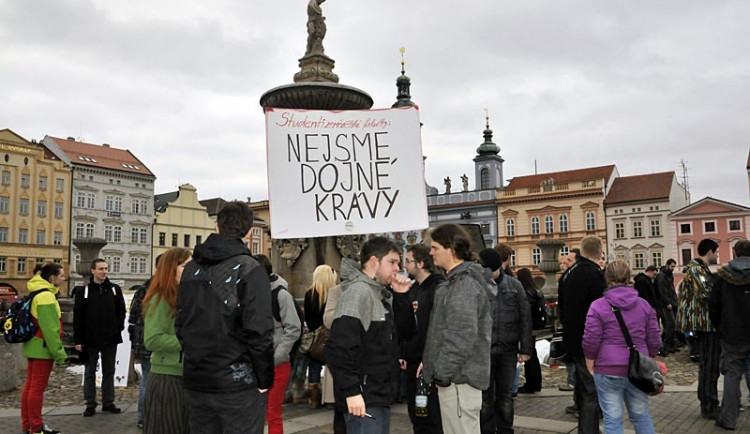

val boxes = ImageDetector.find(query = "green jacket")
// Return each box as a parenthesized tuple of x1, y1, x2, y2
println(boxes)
(144, 295, 183, 376)
(22, 274, 67, 364)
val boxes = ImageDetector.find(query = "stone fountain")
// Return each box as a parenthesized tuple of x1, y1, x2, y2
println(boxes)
(536, 239, 564, 296)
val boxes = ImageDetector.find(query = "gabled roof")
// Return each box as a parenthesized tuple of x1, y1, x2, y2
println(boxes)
(605, 172, 675, 205)
(44, 136, 154, 177)
(506, 164, 616, 190)
(671, 196, 750, 217)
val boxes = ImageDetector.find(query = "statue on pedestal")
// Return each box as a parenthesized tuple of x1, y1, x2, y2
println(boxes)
(306, 0, 327, 56)
(444, 176, 452, 194)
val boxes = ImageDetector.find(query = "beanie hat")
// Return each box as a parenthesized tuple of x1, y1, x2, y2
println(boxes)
(479, 248, 503, 272)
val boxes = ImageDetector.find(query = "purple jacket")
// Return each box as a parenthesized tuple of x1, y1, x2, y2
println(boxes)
(582, 285, 661, 377)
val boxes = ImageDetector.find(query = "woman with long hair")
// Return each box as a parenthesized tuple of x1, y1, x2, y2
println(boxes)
(304, 264, 337, 408)
(142, 247, 192, 434)
(20, 263, 67, 434)
(515, 268, 543, 394)
(583, 260, 662, 434)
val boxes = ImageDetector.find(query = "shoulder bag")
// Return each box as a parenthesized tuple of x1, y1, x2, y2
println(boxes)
(610, 305, 664, 395)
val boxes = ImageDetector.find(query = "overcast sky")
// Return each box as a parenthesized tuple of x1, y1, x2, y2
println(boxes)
(2, 0, 748, 207)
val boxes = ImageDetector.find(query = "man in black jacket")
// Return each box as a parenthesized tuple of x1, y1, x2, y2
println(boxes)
(709, 240, 750, 430)
(634, 266, 660, 312)
(326, 237, 415, 433)
(656, 259, 679, 352)
(176, 201, 274, 434)
(559, 236, 606, 434)
(73, 259, 126, 417)
(402, 243, 444, 434)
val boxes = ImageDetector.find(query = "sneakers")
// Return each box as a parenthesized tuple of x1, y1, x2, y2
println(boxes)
(137, 420, 144, 429)
(565, 405, 579, 414)
(32, 425, 61, 434)
(558, 384, 575, 391)
(82, 406, 96, 417)
(102, 405, 122, 414)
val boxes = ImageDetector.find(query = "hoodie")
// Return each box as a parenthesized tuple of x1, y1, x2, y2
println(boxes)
(23, 274, 67, 363)
(325, 258, 415, 411)
(708, 256, 750, 344)
(175, 233, 275, 392)
(582, 285, 661, 377)
(270, 274, 302, 365)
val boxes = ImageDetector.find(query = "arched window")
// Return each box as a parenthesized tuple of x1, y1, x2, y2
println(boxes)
(586, 211, 596, 231)
(480, 168, 489, 189)
(544, 215, 554, 233)
(506, 218, 515, 237)
(531, 216, 540, 235)
(559, 214, 568, 233)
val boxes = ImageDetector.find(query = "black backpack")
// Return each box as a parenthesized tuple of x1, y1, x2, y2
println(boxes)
(2, 290, 49, 344)
(271, 285, 305, 357)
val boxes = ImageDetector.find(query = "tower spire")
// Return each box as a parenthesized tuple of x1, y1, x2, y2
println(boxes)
(392, 47, 416, 108)
(476, 109, 500, 156)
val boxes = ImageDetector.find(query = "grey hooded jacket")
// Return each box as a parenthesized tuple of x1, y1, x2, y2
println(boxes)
(271, 274, 302, 365)
(422, 261, 495, 390)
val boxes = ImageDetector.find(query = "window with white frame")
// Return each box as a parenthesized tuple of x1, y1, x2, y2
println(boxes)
(20, 174, 30, 188)
(19, 198, 29, 215)
(506, 218, 515, 237)
(105, 225, 114, 242)
(1, 171, 10, 185)
(531, 216, 540, 235)
(0, 196, 8, 212)
(252, 240, 260, 255)
(632, 221, 643, 237)
(0, 227, 7, 242)
(559, 214, 568, 233)
(75, 222, 85, 238)
(130, 259, 138, 274)
(532, 247, 541, 265)
(131, 228, 139, 243)
(113, 226, 122, 242)
(38, 176, 47, 190)
(650, 219, 661, 237)
(36, 230, 45, 244)
(85, 223, 94, 238)
(112, 256, 121, 273)
(545, 215, 554, 234)
(0, 257, 5, 273)
(19, 228, 28, 243)
(17, 257, 27, 274)
(510, 250, 516, 267)
(139, 228, 148, 244)
(704, 221, 717, 233)
(53, 231, 62, 245)
(561, 246, 570, 256)
(77, 192, 86, 208)
(86, 193, 95, 209)
(729, 219, 742, 232)
(652, 252, 663, 268)
(37, 200, 46, 217)
(615, 222, 625, 239)
(634, 252, 645, 269)
(679, 223, 692, 234)
(55, 178, 64, 192)
(139, 257, 147, 274)
(54, 202, 63, 218)
(132, 199, 148, 214)
(585, 211, 596, 231)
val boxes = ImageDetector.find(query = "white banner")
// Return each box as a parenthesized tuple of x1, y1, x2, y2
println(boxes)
(266, 107, 428, 238)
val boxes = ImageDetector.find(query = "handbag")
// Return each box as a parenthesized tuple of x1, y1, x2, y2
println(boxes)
(610, 306, 665, 395)
(548, 331, 565, 360)
(299, 326, 330, 362)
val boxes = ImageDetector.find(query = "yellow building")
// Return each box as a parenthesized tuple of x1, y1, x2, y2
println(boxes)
(0, 129, 72, 294)
(497, 165, 618, 272)
(249, 200, 271, 257)
(153, 184, 216, 268)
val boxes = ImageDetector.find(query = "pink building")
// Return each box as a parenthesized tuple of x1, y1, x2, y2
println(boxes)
(669, 197, 750, 267)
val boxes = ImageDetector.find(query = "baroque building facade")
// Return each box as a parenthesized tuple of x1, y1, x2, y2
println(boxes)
(0, 129, 72, 294)
(42, 136, 155, 290)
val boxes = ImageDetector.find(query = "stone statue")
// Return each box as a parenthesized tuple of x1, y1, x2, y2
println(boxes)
(461, 174, 469, 192)
(306, 0, 327, 56)
(444, 176, 451, 194)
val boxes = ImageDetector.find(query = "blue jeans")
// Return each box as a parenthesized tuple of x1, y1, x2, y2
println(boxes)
(308, 359, 323, 383)
(594, 373, 655, 434)
(137, 358, 151, 421)
(344, 406, 390, 434)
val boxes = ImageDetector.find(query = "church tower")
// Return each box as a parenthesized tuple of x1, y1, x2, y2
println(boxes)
(473, 113, 504, 190)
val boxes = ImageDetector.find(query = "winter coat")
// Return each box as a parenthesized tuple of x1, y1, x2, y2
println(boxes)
(559, 257, 606, 358)
(582, 285, 661, 377)
(127, 282, 151, 361)
(422, 261, 494, 390)
(401, 272, 445, 364)
(677, 258, 716, 333)
(22, 274, 67, 363)
(271, 274, 302, 366)
(492, 273, 534, 355)
(655, 269, 677, 308)
(175, 233, 274, 392)
(633, 273, 660, 312)
(708, 256, 750, 344)
(73, 276, 126, 349)
(304, 288, 326, 332)
(144, 295, 183, 377)
(325, 258, 416, 411)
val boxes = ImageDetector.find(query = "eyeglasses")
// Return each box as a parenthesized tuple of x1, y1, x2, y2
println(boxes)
(405, 258, 417, 264)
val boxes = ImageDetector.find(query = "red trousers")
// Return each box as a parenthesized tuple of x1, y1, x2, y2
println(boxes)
(21, 358, 54, 433)
(266, 361, 291, 434)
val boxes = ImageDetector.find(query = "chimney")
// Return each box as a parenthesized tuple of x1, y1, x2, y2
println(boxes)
(67, 137, 75, 141)
(102, 143, 110, 147)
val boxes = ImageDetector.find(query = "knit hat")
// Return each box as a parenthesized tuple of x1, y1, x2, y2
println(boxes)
(479, 248, 502, 272)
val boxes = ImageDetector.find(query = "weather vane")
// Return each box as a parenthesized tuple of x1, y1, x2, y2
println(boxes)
(484, 108, 490, 127)
(400, 47, 406, 73)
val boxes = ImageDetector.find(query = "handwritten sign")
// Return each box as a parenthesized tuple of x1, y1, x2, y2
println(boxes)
(266, 107, 428, 238)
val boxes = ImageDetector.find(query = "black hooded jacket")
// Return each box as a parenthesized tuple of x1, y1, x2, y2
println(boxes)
(559, 257, 606, 358)
(175, 233, 274, 392)
(708, 256, 750, 344)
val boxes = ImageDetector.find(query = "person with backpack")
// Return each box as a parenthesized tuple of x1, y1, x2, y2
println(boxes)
(516, 267, 545, 394)
(73, 259, 126, 417)
(304, 264, 336, 409)
(256, 254, 302, 434)
(21, 263, 68, 434)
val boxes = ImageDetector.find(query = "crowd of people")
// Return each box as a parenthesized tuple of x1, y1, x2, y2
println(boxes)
(15, 205, 750, 433)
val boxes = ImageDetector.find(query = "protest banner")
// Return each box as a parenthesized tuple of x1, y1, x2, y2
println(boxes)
(266, 106, 428, 239)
